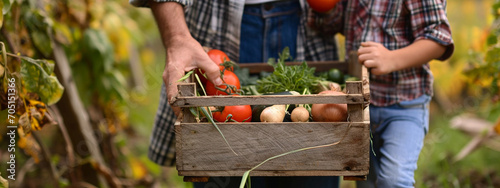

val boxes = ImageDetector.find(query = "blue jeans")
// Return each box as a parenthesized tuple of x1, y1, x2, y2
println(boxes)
(239, 0, 300, 63)
(194, 176, 339, 188)
(358, 95, 431, 188)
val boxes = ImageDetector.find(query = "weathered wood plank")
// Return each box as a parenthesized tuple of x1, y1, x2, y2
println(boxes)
(176, 122, 370, 173)
(361, 66, 370, 103)
(348, 52, 363, 79)
(346, 82, 364, 122)
(179, 83, 197, 123)
(179, 170, 369, 177)
(176, 83, 197, 171)
(175, 121, 184, 171)
(172, 93, 365, 107)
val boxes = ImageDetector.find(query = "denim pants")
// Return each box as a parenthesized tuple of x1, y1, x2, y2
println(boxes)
(194, 1, 339, 187)
(358, 94, 431, 188)
(239, 0, 300, 63)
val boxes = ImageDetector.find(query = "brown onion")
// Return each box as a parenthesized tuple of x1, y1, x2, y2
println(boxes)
(311, 90, 348, 122)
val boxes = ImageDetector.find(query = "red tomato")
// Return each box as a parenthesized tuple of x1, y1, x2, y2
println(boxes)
(195, 49, 233, 84)
(307, 0, 340, 13)
(205, 70, 241, 95)
(208, 49, 232, 70)
(213, 104, 252, 123)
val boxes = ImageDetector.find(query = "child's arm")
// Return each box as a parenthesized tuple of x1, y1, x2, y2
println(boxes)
(357, 40, 446, 75)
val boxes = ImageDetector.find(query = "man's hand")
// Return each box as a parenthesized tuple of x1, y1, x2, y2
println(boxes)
(162, 36, 222, 110)
(357, 42, 398, 75)
(151, 1, 222, 116)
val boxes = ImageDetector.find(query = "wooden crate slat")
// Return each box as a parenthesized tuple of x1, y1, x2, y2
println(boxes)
(176, 122, 369, 173)
(172, 92, 365, 107)
(346, 81, 364, 122)
(175, 121, 184, 171)
(178, 170, 370, 177)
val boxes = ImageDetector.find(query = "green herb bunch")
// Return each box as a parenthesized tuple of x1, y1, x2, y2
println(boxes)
(256, 48, 322, 94)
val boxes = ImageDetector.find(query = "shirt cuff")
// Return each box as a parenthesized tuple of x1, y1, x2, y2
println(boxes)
(415, 26, 455, 61)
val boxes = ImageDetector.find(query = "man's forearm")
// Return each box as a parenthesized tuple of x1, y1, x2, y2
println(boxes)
(150, 1, 190, 48)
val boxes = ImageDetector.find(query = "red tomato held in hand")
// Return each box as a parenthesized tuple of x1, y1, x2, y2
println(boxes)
(195, 49, 233, 84)
(307, 0, 340, 13)
(208, 49, 232, 70)
(213, 104, 252, 123)
(206, 70, 241, 95)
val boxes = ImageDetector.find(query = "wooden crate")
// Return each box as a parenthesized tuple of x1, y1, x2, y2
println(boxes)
(172, 53, 370, 181)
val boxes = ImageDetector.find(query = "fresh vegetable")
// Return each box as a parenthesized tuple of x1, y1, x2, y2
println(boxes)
(256, 48, 323, 94)
(311, 88, 348, 122)
(233, 67, 259, 86)
(251, 105, 269, 122)
(326, 68, 344, 84)
(314, 80, 342, 93)
(291, 106, 310, 122)
(251, 91, 301, 122)
(307, 0, 340, 13)
(212, 104, 252, 122)
(196, 49, 236, 84)
(207, 49, 232, 70)
(205, 70, 241, 95)
(260, 105, 286, 122)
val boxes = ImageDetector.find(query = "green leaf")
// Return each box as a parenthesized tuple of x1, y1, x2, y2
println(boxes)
(82, 29, 114, 74)
(485, 47, 500, 70)
(20, 57, 64, 105)
(493, 1, 500, 18)
(71, 62, 92, 106)
(53, 22, 73, 44)
(195, 73, 207, 96)
(107, 70, 129, 102)
(256, 47, 323, 94)
(233, 67, 258, 86)
(492, 76, 499, 95)
(23, 9, 54, 57)
(32, 30, 53, 57)
(177, 70, 193, 82)
(486, 34, 498, 46)
(239, 171, 250, 188)
(2, 0, 13, 14)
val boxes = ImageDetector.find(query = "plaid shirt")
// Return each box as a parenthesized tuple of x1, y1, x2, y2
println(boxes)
(131, 0, 338, 166)
(325, 0, 454, 106)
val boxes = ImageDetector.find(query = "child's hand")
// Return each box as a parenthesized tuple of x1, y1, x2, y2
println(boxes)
(357, 42, 398, 75)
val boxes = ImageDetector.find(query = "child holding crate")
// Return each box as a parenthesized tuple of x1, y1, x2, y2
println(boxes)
(312, 0, 454, 187)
